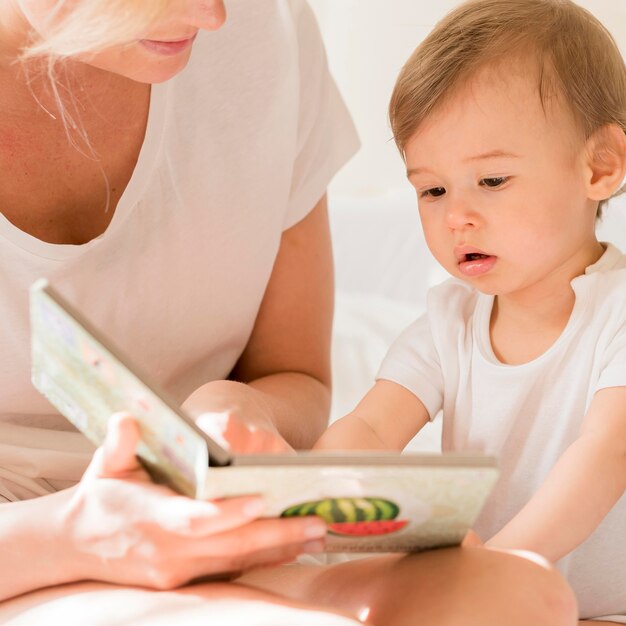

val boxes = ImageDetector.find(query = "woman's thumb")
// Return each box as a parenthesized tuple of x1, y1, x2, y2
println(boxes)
(97, 412, 141, 477)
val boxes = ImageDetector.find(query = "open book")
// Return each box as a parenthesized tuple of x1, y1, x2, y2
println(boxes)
(30, 279, 498, 553)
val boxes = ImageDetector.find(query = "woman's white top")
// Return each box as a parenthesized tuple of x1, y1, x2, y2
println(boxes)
(378, 244, 626, 619)
(0, 0, 358, 502)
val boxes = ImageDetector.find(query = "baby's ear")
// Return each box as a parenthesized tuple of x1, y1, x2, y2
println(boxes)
(584, 124, 626, 201)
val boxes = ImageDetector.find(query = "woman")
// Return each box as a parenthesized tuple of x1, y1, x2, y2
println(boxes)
(0, 1, 577, 623)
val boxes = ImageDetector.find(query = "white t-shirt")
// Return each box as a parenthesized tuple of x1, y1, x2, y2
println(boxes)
(378, 244, 626, 620)
(0, 0, 358, 502)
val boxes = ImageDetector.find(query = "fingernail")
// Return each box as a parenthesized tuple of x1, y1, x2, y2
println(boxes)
(303, 539, 325, 554)
(243, 498, 265, 518)
(304, 521, 327, 539)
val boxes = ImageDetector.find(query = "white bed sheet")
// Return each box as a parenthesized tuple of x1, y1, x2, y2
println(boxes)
(330, 292, 442, 452)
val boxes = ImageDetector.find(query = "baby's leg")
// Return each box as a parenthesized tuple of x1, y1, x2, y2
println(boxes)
(0, 580, 361, 626)
(239, 547, 578, 626)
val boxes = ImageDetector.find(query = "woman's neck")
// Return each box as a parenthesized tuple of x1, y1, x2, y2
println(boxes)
(0, 1, 136, 116)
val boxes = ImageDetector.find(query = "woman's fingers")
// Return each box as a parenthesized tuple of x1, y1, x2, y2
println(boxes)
(83, 413, 143, 481)
(196, 537, 326, 578)
(178, 518, 326, 574)
(152, 495, 267, 536)
(199, 516, 327, 557)
(155, 496, 327, 543)
(101, 413, 142, 475)
(177, 517, 327, 577)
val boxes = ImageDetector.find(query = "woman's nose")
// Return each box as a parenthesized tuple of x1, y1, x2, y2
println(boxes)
(185, 0, 227, 31)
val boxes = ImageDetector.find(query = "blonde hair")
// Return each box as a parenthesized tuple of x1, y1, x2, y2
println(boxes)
(17, 0, 177, 211)
(22, 0, 174, 59)
(389, 0, 626, 214)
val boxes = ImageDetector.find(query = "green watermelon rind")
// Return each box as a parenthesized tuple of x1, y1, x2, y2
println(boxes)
(280, 497, 400, 524)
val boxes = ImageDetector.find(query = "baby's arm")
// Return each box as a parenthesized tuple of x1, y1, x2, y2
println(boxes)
(314, 380, 430, 451)
(487, 386, 626, 562)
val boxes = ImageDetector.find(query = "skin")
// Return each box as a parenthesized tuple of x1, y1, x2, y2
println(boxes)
(0, 3, 580, 623)
(0, 415, 579, 625)
(6, 0, 227, 83)
(0, 0, 334, 603)
(0, 0, 333, 451)
(407, 66, 605, 364)
(315, 64, 626, 624)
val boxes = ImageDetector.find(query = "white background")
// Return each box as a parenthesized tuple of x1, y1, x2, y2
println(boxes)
(311, 0, 626, 200)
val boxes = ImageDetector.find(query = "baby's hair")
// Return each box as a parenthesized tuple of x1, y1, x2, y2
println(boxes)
(389, 0, 626, 215)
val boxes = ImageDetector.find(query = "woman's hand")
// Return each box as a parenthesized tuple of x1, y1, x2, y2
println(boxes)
(183, 380, 294, 454)
(58, 414, 326, 590)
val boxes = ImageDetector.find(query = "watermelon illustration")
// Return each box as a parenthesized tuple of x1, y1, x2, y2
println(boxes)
(281, 497, 407, 536)
(328, 520, 408, 536)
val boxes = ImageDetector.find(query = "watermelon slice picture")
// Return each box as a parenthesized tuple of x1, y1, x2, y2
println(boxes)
(281, 497, 408, 536)
(328, 520, 408, 536)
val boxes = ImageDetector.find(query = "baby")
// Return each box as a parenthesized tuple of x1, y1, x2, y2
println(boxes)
(315, 0, 626, 622)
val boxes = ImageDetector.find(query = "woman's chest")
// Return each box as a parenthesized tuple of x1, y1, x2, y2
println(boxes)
(0, 90, 149, 244)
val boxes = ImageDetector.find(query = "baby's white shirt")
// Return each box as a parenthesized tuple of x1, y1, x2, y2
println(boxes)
(378, 244, 626, 619)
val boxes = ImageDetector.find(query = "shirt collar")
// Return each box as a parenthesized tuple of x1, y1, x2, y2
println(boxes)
(585, 242, 623, 275)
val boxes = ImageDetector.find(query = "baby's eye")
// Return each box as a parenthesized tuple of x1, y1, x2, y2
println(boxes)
(420, 187, 446, 198)
(479, 176, 509, 188)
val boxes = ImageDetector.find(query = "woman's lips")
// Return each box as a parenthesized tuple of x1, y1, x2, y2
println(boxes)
(139, 34, 197, 56)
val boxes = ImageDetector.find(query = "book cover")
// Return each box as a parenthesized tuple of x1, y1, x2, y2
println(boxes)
(30, 279, 498, 552)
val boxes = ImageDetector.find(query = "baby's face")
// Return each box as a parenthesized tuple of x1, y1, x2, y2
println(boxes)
(405, 65, 600, 299)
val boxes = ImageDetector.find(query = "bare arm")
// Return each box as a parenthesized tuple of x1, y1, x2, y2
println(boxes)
(0, 415, 327, 601)
(0, 489, 78, 600)
(185, 195, 335, 450)
(487, 386, 626, 562)
(0, 200, 335, 599)
(314, 380, 430, 451)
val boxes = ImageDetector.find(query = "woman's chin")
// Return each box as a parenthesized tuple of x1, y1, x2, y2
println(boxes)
(84, 48, 193, 84)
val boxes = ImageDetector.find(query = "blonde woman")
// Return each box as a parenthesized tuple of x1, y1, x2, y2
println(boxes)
(0, 1, 576, 624)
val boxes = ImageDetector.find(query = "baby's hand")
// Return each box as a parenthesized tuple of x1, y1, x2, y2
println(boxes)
(183, 380, 294, 454)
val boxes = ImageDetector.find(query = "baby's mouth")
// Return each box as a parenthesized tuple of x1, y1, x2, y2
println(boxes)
(464, 252, 490, 262)
(456, 249, 498, 277)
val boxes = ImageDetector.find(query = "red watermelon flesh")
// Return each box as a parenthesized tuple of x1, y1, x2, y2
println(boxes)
(328, 520, 408, 536)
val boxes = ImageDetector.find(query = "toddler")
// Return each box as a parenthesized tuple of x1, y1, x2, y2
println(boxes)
(316, 0, 626, 622)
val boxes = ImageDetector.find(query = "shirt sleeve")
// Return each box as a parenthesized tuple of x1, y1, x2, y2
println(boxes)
(283, 0, 360, 229)
(376, 312, 444, 420)
(593, 266, 626, 391)
(596, 322, 626, 391)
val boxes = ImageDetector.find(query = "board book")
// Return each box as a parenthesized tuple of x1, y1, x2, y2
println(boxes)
(30, 279, 499, 553)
